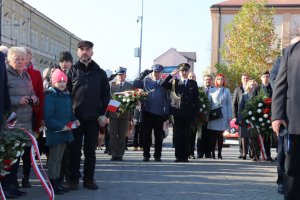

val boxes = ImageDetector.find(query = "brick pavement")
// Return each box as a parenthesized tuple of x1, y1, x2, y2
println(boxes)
(19, 136, 282, 200)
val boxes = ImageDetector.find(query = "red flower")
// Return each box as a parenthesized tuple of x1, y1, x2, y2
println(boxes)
(133, 93, 137, 97)
(4, 165, 12, 171)
(3, 159, 12, 166)
(263, 98, 272, 105)
(263, 108, 271, 114)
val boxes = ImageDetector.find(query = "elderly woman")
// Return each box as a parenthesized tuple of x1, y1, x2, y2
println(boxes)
(207, 73, 232, 159)
(3, 47, 38, 198)
(237, 80, 257, 160)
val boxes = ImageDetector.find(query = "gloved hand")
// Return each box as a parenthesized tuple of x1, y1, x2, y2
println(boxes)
(108, 73, 118, 81)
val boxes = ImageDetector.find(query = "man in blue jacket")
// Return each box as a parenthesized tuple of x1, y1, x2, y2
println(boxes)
(133, 64, 170, 162)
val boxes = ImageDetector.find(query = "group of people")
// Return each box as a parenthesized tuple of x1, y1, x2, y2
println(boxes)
(0, 36, 299, 200)
(0, 40, 110, 198)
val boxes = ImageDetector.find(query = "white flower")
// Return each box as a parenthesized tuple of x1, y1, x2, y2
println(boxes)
(0, 146, 4, 152)
(127, 99, 130, 103)
(267, 120, 271, 124)
(122, 99, 126, 102)
(251, 117, 255, 121)
(118, 95, 122, 98)
(269, 126, 272, 129)
(261, 123, 265, 126)
(200, 98, 203, 101)
(263, 114, 268, 118)
(257, 109, 262, 113)
(248, 111, 252, 115)
(202, 104, 206, 108)
(200, 108, 203, 112)
(124, 93, 130, 97)
(259, 118, 263, 122)
(246, 119, 250, 124)
(15, 151, 21, 157)
(14, 140, 20, 147)
(258, 103, 263, 107)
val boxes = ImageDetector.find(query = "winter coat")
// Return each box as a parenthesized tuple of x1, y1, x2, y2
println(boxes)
(0, 52, 10, 125)
(44, 87, 75, 146)
(67, 60, 110, 121)
(26, 63, 44, 132)
(207, 87, 232, 131)
(6, 66, 35, 131)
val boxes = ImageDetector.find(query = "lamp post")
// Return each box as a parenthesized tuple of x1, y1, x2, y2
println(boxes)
(137, 0, 144, 74)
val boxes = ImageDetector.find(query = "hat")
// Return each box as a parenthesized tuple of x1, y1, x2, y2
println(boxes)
(151, 64, 164, 72)
(77, 40, 94, 48)
(59, 51, 73, 63)
(115, 66, 127, 74)
(178, 63, 190, 71)
(51, 69, 68, 84)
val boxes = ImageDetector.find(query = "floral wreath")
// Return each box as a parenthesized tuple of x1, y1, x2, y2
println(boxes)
(241, 92, 273, 137)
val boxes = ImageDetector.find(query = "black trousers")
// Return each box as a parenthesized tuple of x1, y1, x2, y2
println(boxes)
(104, 124, 110, 151)
(142, 111, 164, 159)
(174, 117, 191, 160)
(189, 126, 197, 156)
(70, 120, 99, 182)
(284, 134, 300, 200)
(133, 122, 143, 148)
(209, 130, 223, 157)
(22, 146, 32, 177)
(277, 134, 285, 185)
(197, 124, 211, 158)
(263, 135, 272, 158)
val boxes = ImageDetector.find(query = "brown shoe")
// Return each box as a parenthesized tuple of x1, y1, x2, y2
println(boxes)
(83, 179, 98, 190)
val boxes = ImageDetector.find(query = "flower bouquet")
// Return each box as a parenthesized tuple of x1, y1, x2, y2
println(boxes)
(111, 89, 148, 116)
(197, 88, 211, 124)
(242, 92, 272, 137)
(0, 113, 30, 179)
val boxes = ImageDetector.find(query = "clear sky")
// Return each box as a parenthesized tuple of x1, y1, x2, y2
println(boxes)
(24, 0, 222, 82)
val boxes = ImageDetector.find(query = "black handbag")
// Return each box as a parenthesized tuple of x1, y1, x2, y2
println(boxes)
(208, 107, 223, 121)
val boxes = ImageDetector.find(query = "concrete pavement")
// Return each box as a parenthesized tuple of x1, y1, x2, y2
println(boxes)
(20, 135, 282, 200)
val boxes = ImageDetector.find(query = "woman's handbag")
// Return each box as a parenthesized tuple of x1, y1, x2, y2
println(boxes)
(208, 107, 223, 121)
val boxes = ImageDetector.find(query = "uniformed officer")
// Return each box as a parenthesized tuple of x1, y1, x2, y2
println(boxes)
(161, 63, 200, 162)
(133, 64, 171, 161)
(109, 67, 133, 161)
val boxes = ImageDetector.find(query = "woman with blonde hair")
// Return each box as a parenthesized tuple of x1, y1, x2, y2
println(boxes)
(237, 80, 257, 160)
(207, 73, 232, 159)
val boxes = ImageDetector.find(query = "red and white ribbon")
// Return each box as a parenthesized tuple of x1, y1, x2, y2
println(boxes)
(23, 129, 55, 200)
(0, 182, 6, 200)
(257, 134, 267, 161)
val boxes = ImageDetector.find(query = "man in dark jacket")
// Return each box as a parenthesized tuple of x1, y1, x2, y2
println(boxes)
(0, 51, 10, 129)
(67, 40, 110, 190)
(161, 63, 200, 162)
(272, 40, 300, 200)
(232, 73, 249, 158)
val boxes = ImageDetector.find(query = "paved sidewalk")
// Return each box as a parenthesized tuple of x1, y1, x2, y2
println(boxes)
(21, 136, 282, 200)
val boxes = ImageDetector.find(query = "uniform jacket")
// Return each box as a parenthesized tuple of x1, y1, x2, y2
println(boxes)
(272, 41, 300, 135)
(161, 75, 199, 120)
(207, 87, 232, 131)
(44, 87, 75, 146)
(26, 63, 44, 132)
(0, 52, 10, 124)
(133, 76, 170, 116)
(232, 86, 244, 119)
(67, 60, 110, 121)
(6, 66, 35, 131)
(109, 81, 133, 119)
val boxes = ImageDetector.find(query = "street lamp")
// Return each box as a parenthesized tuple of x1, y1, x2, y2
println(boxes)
(136, 0, 144, 74)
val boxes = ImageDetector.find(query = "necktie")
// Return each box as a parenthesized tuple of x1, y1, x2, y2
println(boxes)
(206, 87, 210, 95)
(184, 80, 186, 86)
(120, 83, 123, 89)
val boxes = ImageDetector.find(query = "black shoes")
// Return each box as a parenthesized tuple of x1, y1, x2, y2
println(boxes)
(155, 158, 162, 162)
(83, 179, 99, 190)
(143, 157, 150, 162)
(266, 157, 275, 162)
(69, 182, 79, 191)
(22, 177, 32, 188)
(111, 157, 123, 161)
(277, 184, 284, 194)
(189, 155, 195, 159)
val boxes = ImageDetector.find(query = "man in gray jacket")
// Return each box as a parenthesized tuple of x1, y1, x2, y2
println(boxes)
(272, 40, 300, 200)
